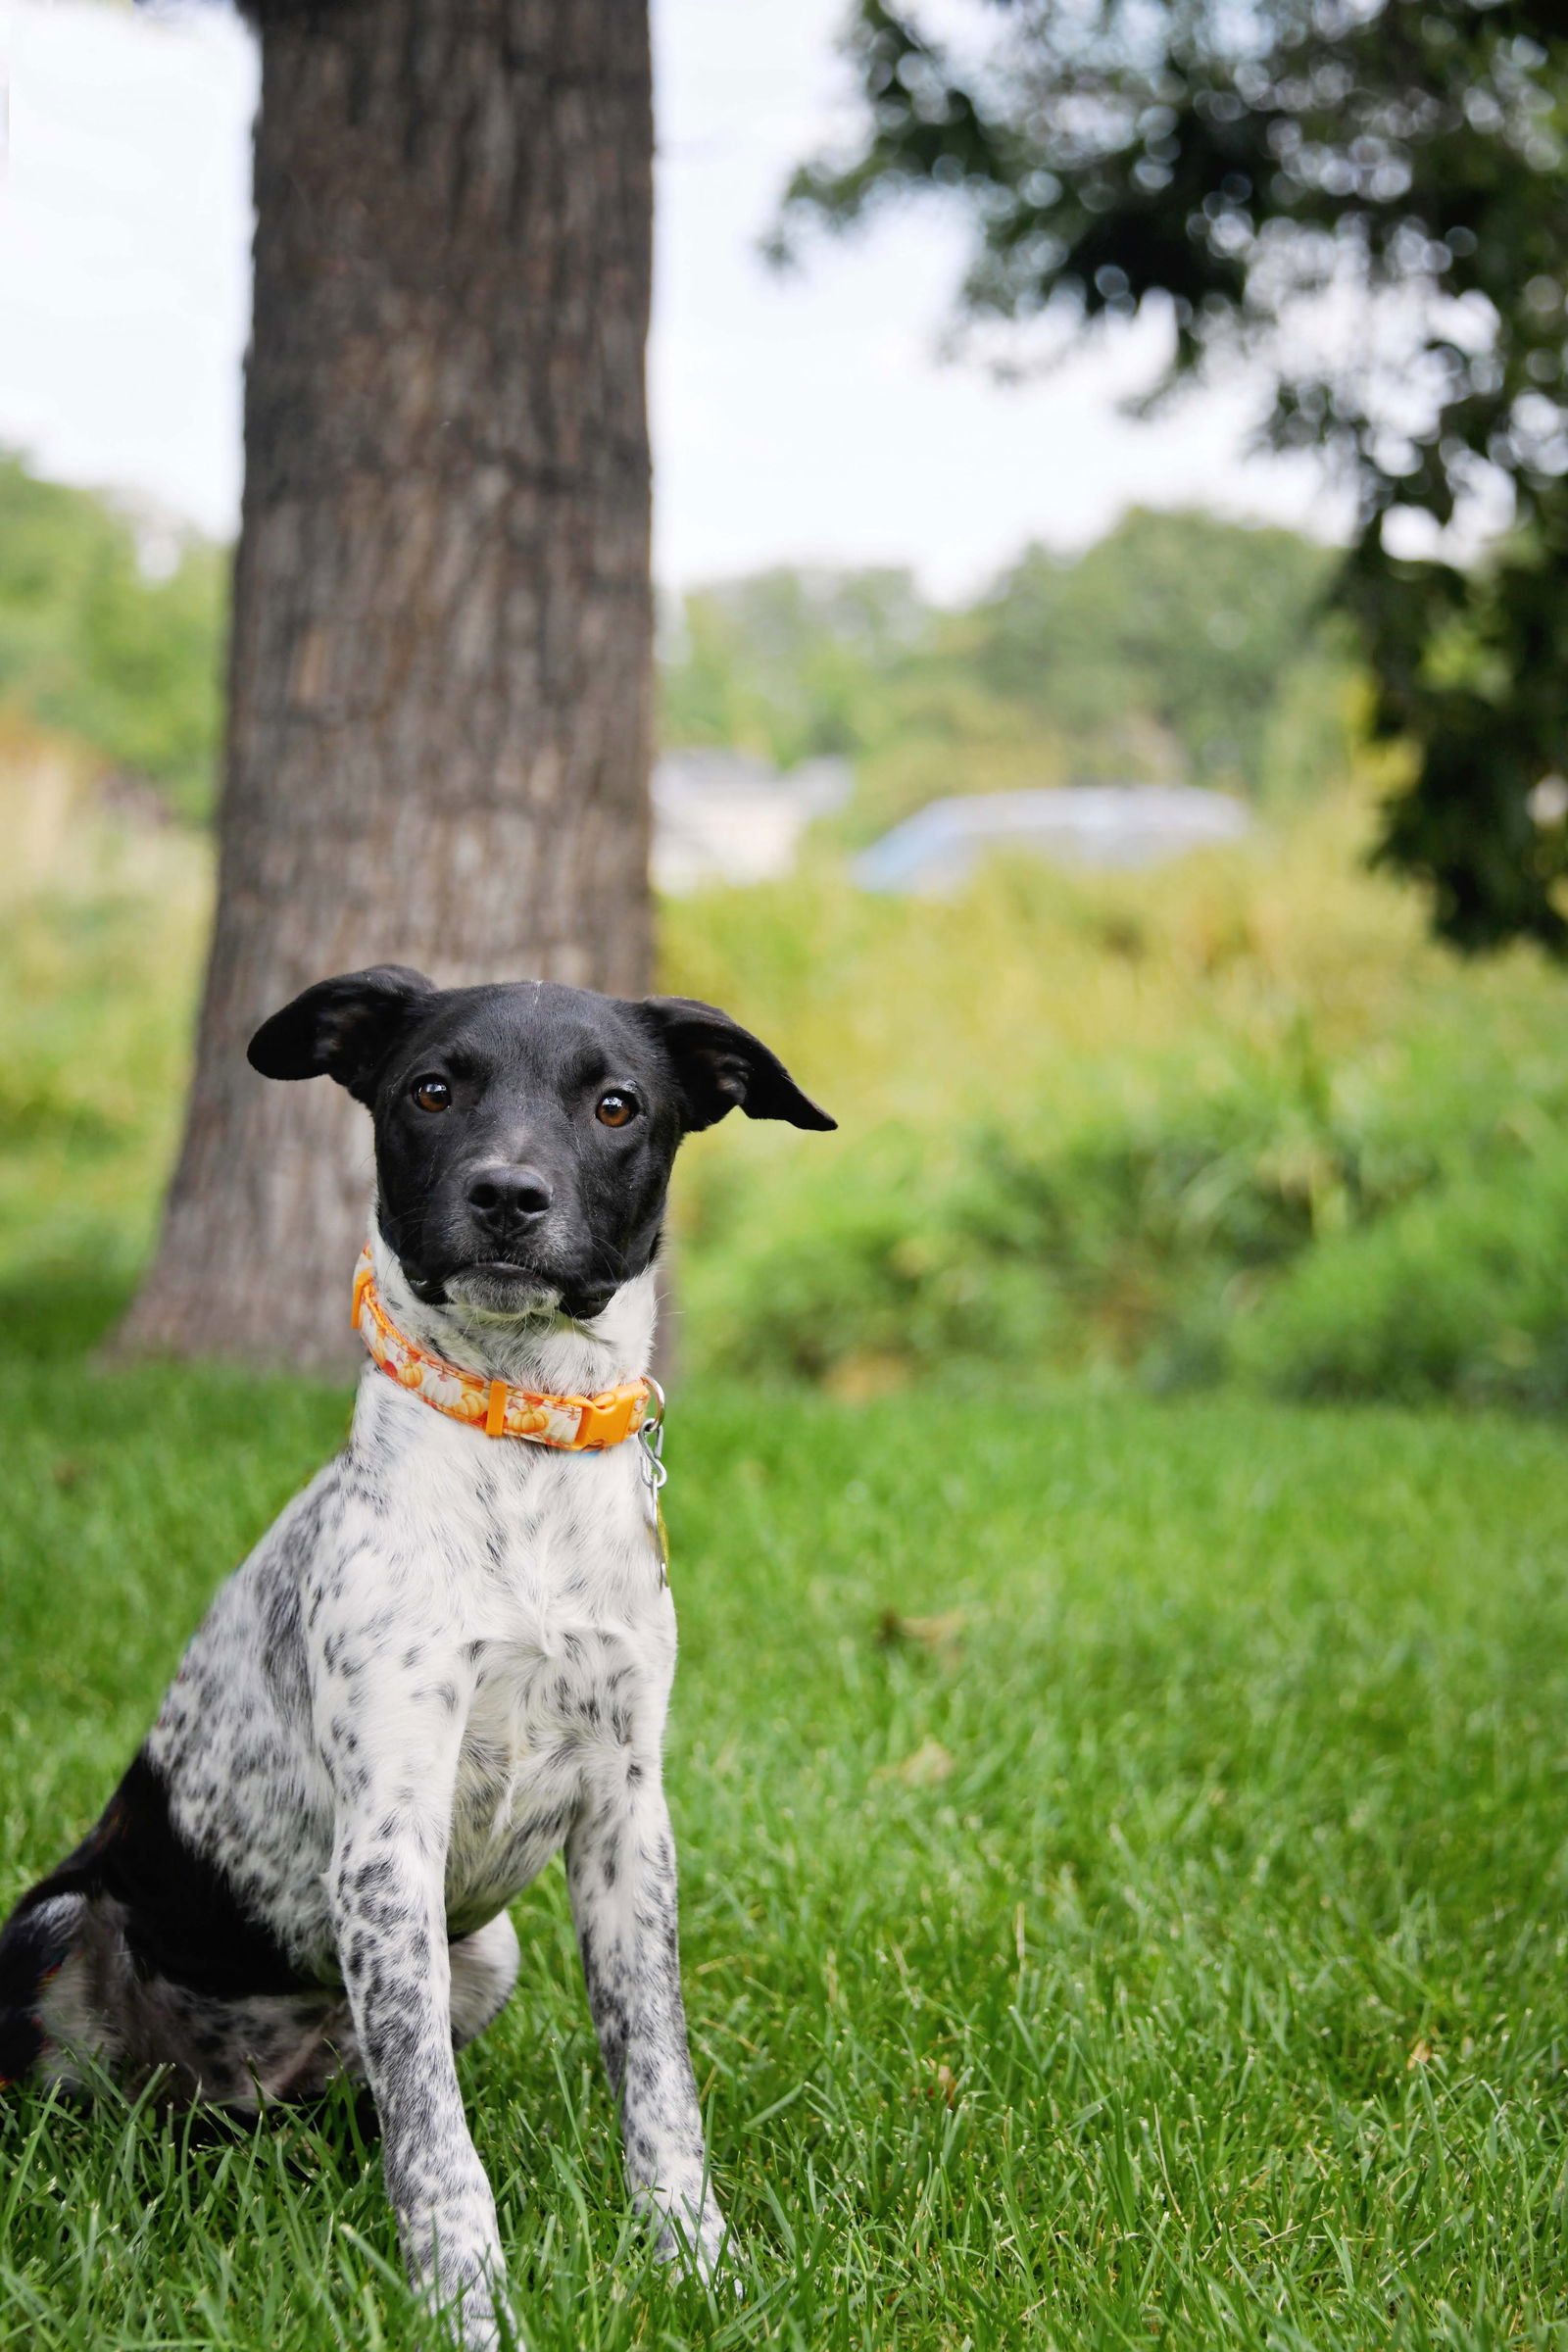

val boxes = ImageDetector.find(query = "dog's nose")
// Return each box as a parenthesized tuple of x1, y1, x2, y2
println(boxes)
(467, 1168, 553, 1231)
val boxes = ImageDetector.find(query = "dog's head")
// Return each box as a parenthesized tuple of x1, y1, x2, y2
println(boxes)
(247, 966, 834, 1320)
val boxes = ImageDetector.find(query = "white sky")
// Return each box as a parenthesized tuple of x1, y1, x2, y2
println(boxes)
(0, 0, 1343, 600)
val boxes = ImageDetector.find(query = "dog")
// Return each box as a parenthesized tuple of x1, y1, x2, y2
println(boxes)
(0, 965, 834, 2346)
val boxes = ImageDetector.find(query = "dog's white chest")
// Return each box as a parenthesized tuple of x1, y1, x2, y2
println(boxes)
(425, 1446, 675, 1936)
(442, 1622, 651, 1931)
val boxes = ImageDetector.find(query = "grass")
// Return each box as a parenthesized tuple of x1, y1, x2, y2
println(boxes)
(3, 1283, 1568, 2348)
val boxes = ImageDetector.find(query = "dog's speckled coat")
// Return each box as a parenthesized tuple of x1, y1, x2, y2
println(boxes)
(0, 969, 834, 2347)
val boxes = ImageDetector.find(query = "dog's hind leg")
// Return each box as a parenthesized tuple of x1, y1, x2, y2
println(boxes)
(2, 1880, 360, 2111)
(0, 1887, 141, 2093)
(0, 1889, 92, 2086)
(450, 1913, 520, 2052)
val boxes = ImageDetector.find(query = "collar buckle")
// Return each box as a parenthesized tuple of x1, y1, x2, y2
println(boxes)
(572, 1382, 654, 1451)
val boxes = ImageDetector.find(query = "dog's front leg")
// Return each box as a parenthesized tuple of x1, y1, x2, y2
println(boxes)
(326, 1686, 507, 2348)
(565, 1780, 728, 2280)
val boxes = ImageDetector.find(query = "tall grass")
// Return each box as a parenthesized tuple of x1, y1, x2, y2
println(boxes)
(0, 759, 208, 1286)
(662, 793, 1568, 1399)
(4, 780, 1566, 1404)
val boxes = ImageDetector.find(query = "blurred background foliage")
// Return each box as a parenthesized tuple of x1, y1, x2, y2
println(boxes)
(4, 445, 1567, 1411)
(776, 0, 1568, 956)
(662, 802, 1568, 1411)
(0, 455, 224, 823)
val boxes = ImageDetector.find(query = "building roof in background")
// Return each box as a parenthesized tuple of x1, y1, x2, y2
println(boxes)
(653, 748, 851, 893)
(853, 785, 1253, 895)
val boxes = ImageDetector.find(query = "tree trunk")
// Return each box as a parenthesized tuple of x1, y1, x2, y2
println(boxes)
(116, 0, 654, 1371)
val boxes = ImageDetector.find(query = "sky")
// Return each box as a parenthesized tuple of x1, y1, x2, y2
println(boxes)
(0, 0, 1343, 601)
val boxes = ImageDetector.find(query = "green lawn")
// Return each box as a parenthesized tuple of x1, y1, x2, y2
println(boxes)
(3, 1292, 1567, 2348)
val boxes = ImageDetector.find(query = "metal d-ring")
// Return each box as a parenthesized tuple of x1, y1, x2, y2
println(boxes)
(639, 1377, 668, 1493)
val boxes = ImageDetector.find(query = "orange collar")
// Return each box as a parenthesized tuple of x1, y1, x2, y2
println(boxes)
(351, 1247, 657, 1450)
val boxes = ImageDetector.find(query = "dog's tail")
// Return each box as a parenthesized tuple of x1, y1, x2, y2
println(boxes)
(0, 1886, 86, 2085)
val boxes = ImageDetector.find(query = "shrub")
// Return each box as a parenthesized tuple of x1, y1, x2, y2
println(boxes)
(1230, 1143, 1568, 1409)
(683, 1067, 1481, 1390)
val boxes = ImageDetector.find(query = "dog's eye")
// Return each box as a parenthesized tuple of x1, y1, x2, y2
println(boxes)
(412, 1076, 452, 1114)
(596, 1091, 637, 1129)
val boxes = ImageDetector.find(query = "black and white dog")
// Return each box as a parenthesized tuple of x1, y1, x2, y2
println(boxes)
(0, 966, 834, 2345)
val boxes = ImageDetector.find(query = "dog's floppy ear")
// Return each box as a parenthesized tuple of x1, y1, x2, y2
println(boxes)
(247, 965, 438, 1103)
(635, 996, 836, 1134)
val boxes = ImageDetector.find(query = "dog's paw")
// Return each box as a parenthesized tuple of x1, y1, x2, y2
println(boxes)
(650, 2193, 738, 2296)
(428, 2278, 519, 2352)
(418, 2245, 518, 2352)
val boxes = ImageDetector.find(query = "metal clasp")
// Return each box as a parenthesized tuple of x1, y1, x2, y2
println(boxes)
(638, 1378, 670, 1590)
(638, 1376, 668, 1495)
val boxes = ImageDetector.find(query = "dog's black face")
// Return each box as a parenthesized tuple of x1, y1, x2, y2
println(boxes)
(248, 966, 834, 1320)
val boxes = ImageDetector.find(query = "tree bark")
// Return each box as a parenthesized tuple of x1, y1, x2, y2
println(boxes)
(116, 0, 654, 1370)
